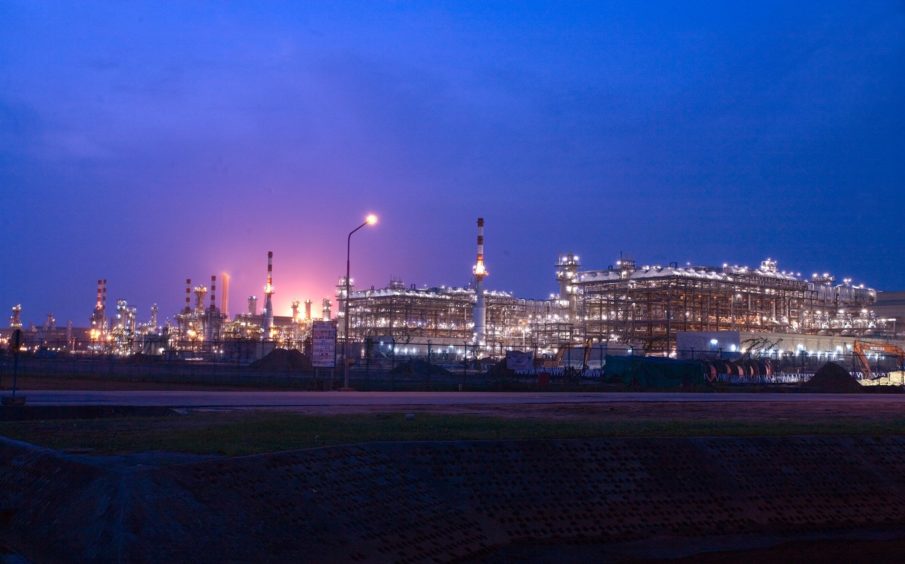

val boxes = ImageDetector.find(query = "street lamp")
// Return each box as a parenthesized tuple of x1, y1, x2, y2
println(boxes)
(343, 213, 378, 389)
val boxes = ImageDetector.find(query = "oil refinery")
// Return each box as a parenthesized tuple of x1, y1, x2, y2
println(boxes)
(1, 218, 902, 364)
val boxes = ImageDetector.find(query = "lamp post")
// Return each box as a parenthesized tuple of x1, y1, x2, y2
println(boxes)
(343, 213, 378, 389)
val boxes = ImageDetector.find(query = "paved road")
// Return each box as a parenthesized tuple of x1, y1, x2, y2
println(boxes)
(15, 390, 905, 408)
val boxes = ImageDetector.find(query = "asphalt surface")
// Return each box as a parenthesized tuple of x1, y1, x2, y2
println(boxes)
(12, 390, 905, 408)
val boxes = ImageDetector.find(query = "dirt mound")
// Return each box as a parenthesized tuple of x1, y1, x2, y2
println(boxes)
(248, 348, 310, 371)
(389, 359, 452, 376)
(803, 362, 862, 393)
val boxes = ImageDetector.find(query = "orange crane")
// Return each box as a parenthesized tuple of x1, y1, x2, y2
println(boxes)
(852, 340, 905, 380)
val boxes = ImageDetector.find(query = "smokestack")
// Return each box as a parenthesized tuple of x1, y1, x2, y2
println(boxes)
(210, 275, 217, 311)
(263, 251, 274, 338)
(304, 299, 312, 321)
(90, 279, 107, 337)
(472, 218, 488, 347)
(220, 272, 230, 318)
(185, 278, 192, 313)
(476, 217, 485, 273)
(267, 251, 273, 290)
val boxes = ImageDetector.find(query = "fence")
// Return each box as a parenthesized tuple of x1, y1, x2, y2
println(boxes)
(1, 342, 902, 390)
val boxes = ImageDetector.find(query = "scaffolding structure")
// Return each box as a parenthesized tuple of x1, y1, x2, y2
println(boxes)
(335, 256, 892, 358)
(577, 257, 890, 354)
(337, 278, 569, 353)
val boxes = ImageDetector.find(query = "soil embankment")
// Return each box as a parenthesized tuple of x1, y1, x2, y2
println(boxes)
(4, 435, 905, 561)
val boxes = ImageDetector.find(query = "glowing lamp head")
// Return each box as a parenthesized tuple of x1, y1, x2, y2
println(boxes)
(365, 213, 378, 226)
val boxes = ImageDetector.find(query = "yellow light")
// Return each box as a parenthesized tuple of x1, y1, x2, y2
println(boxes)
(365, 213, 378, 225)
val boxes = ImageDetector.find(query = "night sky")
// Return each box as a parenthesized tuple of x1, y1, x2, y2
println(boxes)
(2, 1, 904, 327)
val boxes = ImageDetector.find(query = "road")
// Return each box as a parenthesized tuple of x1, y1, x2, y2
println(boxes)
(15, 390, 905, 408)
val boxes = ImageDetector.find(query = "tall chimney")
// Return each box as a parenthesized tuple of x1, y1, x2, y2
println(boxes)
(472, 218, 488, 347)
(263, 251, 274, 338)
(267, 251, 273, 290)
(475, 218, 486, 275)
(184, 278, 192, 314)
(207, 275, 218, 342)
(90, 279, 107, 337)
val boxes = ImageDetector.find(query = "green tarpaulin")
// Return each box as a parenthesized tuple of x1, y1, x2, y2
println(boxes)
(605, 355, 707, 388)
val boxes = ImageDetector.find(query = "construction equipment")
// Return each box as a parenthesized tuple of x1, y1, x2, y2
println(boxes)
(853, 340, 905, 380)
(539, 345, 568, 369)
(538, 339, 595, 369)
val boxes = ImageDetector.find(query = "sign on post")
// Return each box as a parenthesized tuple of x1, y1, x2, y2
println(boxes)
(311, 321, 337, 368)
(505, 350, 534, 372)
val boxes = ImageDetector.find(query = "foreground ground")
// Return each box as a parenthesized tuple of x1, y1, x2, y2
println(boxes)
(4, 397, 905, 455)
(5, 395, 905, 561)
(5, 431, 905, 562)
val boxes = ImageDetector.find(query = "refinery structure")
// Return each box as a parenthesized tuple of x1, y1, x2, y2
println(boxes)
(337, 220, 894, 359)
(2, 217, 901, 362)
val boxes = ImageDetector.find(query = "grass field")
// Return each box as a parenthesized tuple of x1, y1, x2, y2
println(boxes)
(4, 410, 905, 456)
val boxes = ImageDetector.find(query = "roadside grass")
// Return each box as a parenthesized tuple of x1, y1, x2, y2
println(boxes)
(3, 411, 905, 456)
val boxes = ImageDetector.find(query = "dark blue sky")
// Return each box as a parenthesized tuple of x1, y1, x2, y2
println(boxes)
(2, 1, 904, 326)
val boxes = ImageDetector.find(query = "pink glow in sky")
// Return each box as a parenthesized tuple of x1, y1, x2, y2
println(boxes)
(2, 2, 904, 325)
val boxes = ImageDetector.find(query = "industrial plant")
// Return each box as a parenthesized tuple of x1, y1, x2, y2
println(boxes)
(338, 219, 898, 364)
(1, 218, 902, 367)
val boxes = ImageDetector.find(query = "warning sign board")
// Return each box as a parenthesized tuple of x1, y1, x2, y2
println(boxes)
(505, 350, 534, 372)
(311, 321, 337, 368)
